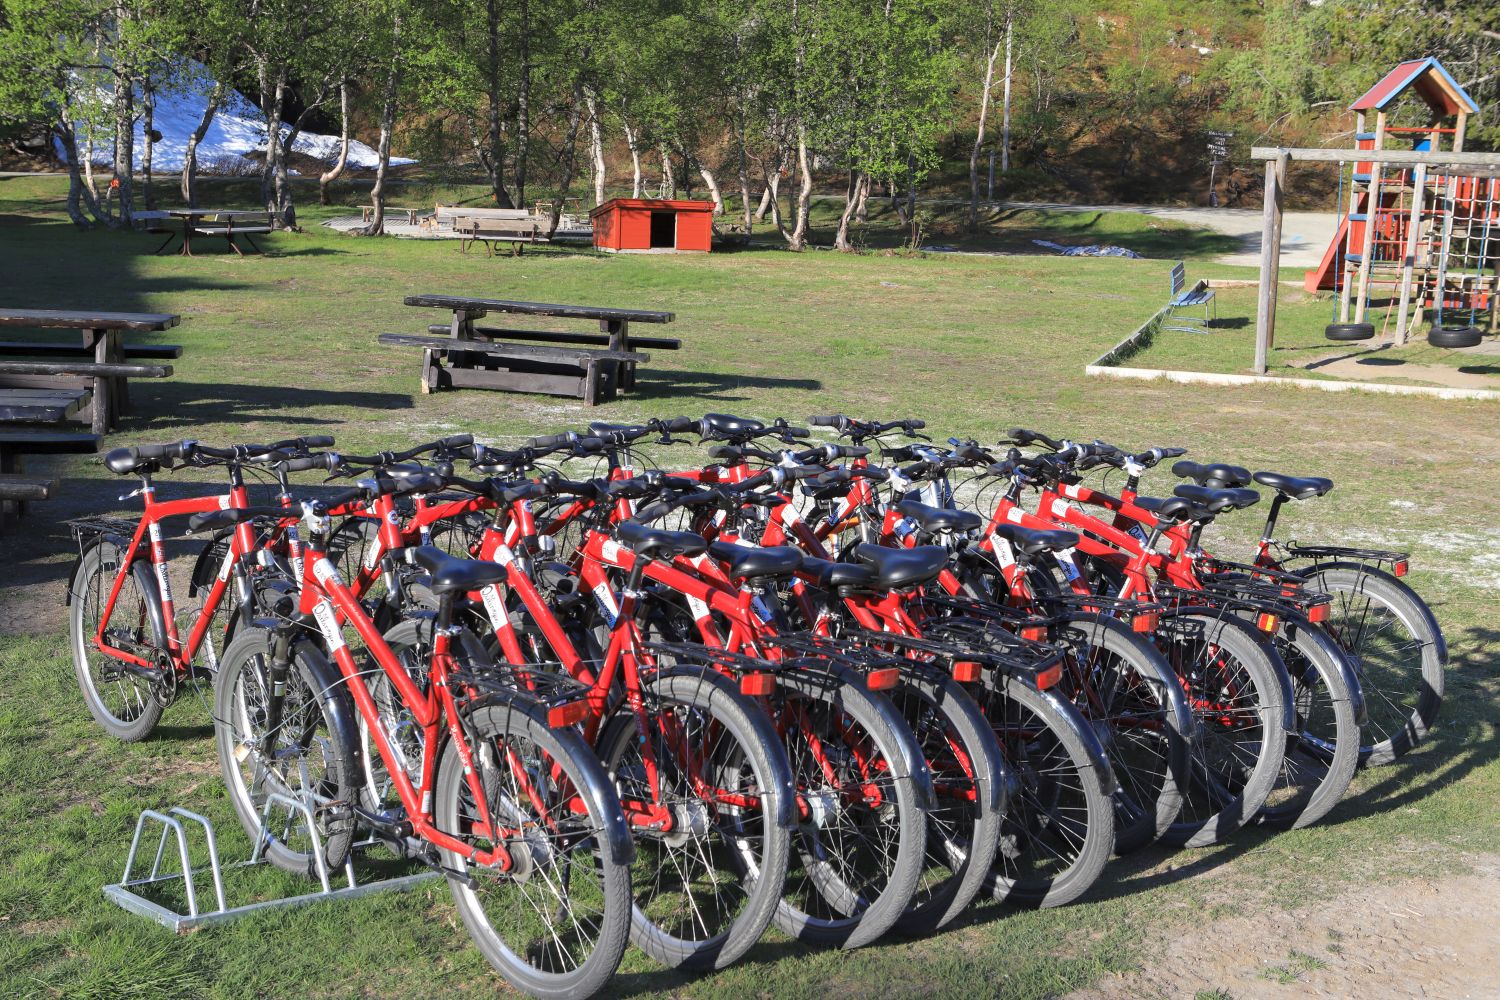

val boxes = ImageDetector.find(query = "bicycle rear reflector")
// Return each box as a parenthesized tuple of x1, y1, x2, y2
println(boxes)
(547, 700, 591, 728)
(1256, 612, 1280, 633)
(1020, 625, 1048, 642)
(1306, 602, 1330, 624)
(739, 673, 776, 696)
(952, 661, 982, 683)
(867, 667, 900, 691)
(1034, 662, 1062, 690)
(1132, 612, 1159, 633)
(1393, 559, 1409, 577)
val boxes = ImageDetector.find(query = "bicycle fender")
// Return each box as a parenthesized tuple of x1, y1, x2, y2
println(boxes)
(1305, 560, 1448, 665)
(900, 660, 1005, 812)
(651, 666, 799, 829)
(1004, 675, 1117, 798)
(290, 638, 363, 787)
(780, 658, 938, 813)
(64, 532, 136, 606)
(1165, 607, 1296, 735)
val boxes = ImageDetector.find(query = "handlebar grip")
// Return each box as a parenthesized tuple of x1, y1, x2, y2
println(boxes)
(732, 469, 774, 492)
(278, 453, 339, 473)
(843, 445, 871, 458)
(662, 416, 696, 433)
(1160, 447, 1187, 458)
(907, 419, 926, 430)
(854, 466, 889, 482)
(574, 436, 606, 454)
(526, 433, 574, 450)
(302, 435, 336, 449)
(783, 426, 810, 439)
(899, 462, 928, 479)
(807, 415, 843, 427)
(135, 440, 193, 463)
(322, 486, 372, 511)
(438, 433, 474, 449)
(706, 444, 740, 461)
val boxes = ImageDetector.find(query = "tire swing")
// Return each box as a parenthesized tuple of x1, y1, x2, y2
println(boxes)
(1428, 323, 1483, 348)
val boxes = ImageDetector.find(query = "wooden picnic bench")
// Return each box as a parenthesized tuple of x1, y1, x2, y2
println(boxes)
(0, 309, 180, 433)
(454, 216, 548, 256)
(363, 205, 425, 226)
(394, 295, 676, 405)
(154, 209, 274, 256)
(0, 429, 97, 526)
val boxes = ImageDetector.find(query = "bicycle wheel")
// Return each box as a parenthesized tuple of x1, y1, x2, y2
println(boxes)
(1255, 615, 1360, 830)
(435, 702, 632, 1000)
(1053, 614, 1192, 853)
(1303, 564, 1445, 765)
(887, 662, 1007, 937)
(214, 627, 360, 876)
(981, 675, 1114, 908)
(597, 667, 791, 971)
(69, 540, 166, 741)
(770, 665, 931, 949)
(1155, 611, 1289, 848)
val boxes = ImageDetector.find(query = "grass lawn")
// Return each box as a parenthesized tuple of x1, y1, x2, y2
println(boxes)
(3, 174, 1499, 999)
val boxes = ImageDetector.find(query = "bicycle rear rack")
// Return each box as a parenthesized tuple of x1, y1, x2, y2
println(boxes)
(102, 793, 438, 933)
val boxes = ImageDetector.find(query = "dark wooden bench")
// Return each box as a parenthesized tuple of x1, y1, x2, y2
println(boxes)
(379, 333, 647, 406)
(0, 473, 58, 528)
(402, 295, 675, 404)
(0, 430, 95, 526)
(0, 309, 180, 432)
(454, 216, 548, 256)
(0, 340, 182, 359)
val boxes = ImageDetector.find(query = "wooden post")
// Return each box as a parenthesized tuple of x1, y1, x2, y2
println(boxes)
(1352, 113, 1388, 324)
(1393, 161, 1428, 345)
(1338, 113, 1366, 323)
(1253, 152, 1287, 375)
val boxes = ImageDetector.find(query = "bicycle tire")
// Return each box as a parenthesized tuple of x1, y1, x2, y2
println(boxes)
(1255, 614, 1360, 830)
(981, 675, 1114, 907)
(1155, 611, 1289, 848)
(1302, 564, 1445, 765)
(597, 667, 792, 971)
(1053, 614, 1192, 854)
(214, 627, 360, 876)
(69, 539, 167, 741)
(435, 702, 633, 1000)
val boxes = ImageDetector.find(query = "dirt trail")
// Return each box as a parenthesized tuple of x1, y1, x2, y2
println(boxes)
(1069, 857, 1500, 1000)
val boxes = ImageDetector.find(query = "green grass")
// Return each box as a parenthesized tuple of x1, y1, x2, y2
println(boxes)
(1259, 949, 1328, 984)
(3, 175, 1499, 998)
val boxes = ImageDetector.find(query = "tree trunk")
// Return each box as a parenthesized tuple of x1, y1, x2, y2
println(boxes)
(1001, 12, 1013, 174)
(622, 118, 642, 197)
(696, 158, 724, 214)
(259, 68, 286, 220)
(513, 0, 531, 204)
(755, 185, 772, 221)
(786, 128, 812, 250)
(481, 0, 514, 207)
(855, 173, 870, 223)
(182, 79, 226, 208)
(585, 87, 606, 205)
(142, 77, 155, 211)
(767, 149, 788, 238)
(55, 123, 99, 229)
(548, 81, 585, 237)
(362, 22, 401, 236)
(735, 112, 753, 229)
(319, 81, 351, 205)
(968, 28, 1002, 231)
(111, 66, 135, 226)
(658, 145, 676, 199)
(834, 169, 860, 250)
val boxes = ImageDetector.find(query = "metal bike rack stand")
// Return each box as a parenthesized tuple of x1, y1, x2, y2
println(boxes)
(103, 795, 438, 933)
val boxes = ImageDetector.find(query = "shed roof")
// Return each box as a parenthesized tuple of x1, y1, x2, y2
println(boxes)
(590, 198, 716, 217)
(1350, 58, 1479, 116)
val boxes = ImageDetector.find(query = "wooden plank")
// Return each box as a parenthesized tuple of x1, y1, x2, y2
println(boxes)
(1253, 154, 1287, 375)
(445, 367, 586, 397)
(404, 294, 674, 324)
(377, 333, 645, 365)
(0, 360, 172, 378)
(424, 324, 681, 350)
(0, 341, 181, 359)
(0, 309, 179, 331)
(1393, 161, 1428, 346)
(1352, 113, 1387, 325)
(1250, 147, 1500, 166)
(0, 431, 99, 454)
(0, 474, 56, 501)
(0, 395, 85, 423)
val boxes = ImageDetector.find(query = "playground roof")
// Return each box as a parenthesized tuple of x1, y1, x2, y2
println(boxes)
(1350, 58, 1480, 117)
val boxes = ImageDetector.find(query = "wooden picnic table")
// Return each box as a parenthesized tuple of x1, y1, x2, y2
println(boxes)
(397, 294, 676, 404)
(156, 209, 274, 256)
(0, 308, 179, 433)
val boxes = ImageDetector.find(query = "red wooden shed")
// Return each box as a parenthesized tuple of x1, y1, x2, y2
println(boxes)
(590, 198, 714, 254)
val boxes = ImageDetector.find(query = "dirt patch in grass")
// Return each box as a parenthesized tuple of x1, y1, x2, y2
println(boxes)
(1070, 854, 1500, 999)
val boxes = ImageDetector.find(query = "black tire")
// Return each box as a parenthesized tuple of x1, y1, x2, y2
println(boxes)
(597, 668, 791, 971)
(1428, 324, 1483, 348)
(214, 627, 360, 877)
(982, 677, 1114, 908)
(886, 662, 1007, 937)
(770, 666, 930, 949)
(1302, 564, 1445, 766)
(69, 540, 167, 741)
(1325, 322, 1375, 341)
(435, 702, 632, 1000)
(1053, 614, 1192, 853)
(1155, 611, 1289, 848)
(1255, 614, 1361, 830)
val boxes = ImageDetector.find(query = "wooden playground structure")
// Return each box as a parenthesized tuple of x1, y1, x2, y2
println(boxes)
(1253, 59, 1500, 374)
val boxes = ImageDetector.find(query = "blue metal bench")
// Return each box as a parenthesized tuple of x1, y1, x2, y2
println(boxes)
(1165, 262, 1216, 333)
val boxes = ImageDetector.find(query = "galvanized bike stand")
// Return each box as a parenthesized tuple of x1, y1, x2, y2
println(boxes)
(103, 793, 438, 933)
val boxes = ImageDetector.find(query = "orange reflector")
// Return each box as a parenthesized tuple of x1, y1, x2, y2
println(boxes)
(1393, 559, 1408, 577)
(1256, 612, 1280, 633)
(740, 673, 776, 696)
(1035, 662, 1063, 690)
(953, 661, 982, 683)
(547, 700, 590, 728)
(1132, 612, 1159, 633)
(1306, 602, 1329, 624)
(1020, 625, 1048, 642)
(867, 667, 900, 691)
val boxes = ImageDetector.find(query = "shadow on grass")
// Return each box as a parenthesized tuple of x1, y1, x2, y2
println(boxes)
(631, 369, 822, 402)
(130, 380, 411, 429)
